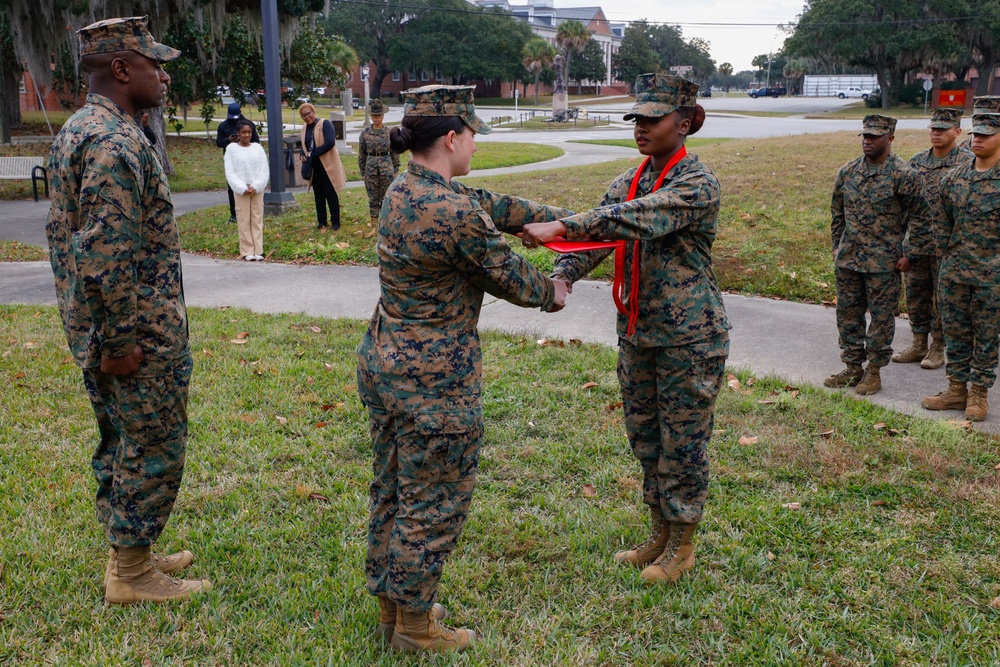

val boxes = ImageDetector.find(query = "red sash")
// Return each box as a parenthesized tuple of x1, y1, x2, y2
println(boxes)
(544, 146, 687, 335)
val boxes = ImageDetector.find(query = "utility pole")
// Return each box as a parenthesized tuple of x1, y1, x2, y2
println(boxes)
(261, 0, 298, 215)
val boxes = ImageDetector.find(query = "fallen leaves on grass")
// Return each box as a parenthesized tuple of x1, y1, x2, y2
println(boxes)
(606, 401, 623, 411)
(581, 381, 598, 390)
(871, 500, 887, 506)
(275, 415, 288, 425)
(727, 374, 743, 391)
(230, 331, 250, 344)
(816, 429, 836, 438)
(582, 484, 596, 498)
(308, 492, 330, 503)
(782, 502, 801, 511)
(738, 435, 758, 446)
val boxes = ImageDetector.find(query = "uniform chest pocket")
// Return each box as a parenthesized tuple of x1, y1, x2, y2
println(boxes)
(969, 191, 1000, 218)
(399, 406, 483, 483)
(869, 186, 899, 216)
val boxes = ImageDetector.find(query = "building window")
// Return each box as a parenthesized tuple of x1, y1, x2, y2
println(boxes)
(434, 68, 442, 81)
(407, 69, 417, 82)
(392, 70, 401, 82)
(19, 75, 26, 94)
(421, 70, 430, 81)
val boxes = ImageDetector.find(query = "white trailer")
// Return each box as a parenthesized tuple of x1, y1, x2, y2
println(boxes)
(802, 75, 878, 97)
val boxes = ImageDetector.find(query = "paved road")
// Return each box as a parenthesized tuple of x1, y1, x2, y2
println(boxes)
(2, 110, 991, 433)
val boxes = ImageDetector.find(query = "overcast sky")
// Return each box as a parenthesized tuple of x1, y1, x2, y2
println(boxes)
(510, 0, 810, 72)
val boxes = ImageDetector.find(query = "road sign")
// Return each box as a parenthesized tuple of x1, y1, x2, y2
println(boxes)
(922, 79, 933, 91)
(669, 65, 693, 75)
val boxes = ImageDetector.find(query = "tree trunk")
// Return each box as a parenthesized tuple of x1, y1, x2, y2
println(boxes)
(0, 60, 21, 143)
(141, 107, 176, 177)
(534, 71, 540, 105)
(977, 48, 996, 95)
(876, 69, 889, 109)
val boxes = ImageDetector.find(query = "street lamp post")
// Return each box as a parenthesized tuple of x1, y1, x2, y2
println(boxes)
(362, 64, 371, 128)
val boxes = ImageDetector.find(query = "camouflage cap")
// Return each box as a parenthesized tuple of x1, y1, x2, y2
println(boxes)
(860, 114, 897, 136)
(402, 85, 492, 134)
(971, 96, 1000, 135)
(928, 107, 962, 129)
(369, 99, 386, 115)
(78, 16, 180, 62)
(624, 73, 699, 121)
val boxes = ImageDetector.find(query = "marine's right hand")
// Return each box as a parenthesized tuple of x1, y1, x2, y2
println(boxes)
(100, 345, 144, 376)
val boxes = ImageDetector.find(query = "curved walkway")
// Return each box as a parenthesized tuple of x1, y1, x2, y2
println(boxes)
(0, 132, 990, 433)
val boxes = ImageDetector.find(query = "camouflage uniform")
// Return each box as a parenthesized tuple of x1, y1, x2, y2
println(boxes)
(905, 109, 972, 339)
(552, 119, 730, 526)
(831, 115, 933, 368)
(358, 116, 399, 219)
(937, 100, 1000, 389)
(358, 85, 571, 612)
(46, 90, 191, 548)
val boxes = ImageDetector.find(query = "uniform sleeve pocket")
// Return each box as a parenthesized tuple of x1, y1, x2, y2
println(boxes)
(401, 406, 483, 483)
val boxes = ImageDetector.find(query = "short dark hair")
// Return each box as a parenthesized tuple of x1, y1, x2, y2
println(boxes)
(235, 119, 255, 133)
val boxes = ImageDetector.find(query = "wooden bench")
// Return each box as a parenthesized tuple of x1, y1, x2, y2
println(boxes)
(0, 157, 48, 202)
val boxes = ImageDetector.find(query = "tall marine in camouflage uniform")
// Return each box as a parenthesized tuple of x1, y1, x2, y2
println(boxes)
(356, 85, 571, 653)
(45, 16, 210, 605)
(358, 99, 400, 225)
(521, 73, 730, 586)
(893, 108, 971, 369)
(825, 115, 933, 395)
(922, 96, 1000, 421)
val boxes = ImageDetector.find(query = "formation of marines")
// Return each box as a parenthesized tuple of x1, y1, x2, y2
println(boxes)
(825, 99, 1000, 424)
(41, 11, 1000, 658)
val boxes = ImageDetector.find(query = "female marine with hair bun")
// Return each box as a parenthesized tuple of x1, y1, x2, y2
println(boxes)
(356, 84, 571, 654)
(520, 74, 730, 587)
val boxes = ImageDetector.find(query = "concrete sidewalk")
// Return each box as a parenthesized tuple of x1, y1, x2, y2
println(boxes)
(0, 141, 991, 433)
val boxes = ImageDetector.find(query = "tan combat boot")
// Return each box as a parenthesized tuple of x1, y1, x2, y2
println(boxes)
(922, 380, 968, 411)
(103, 546, 194, 590)
(965, 385, 989, 422)
(377, 597, 448, 642)
(390, 606, 476, 653)
(824, 363, 864, 388)
(855, 365, 882, 395)
(614, 505, 669, 568)
(639, 522, 697, 584)
(370, 216, 378, 227)
(920, 335, 945, 369)
(104, 546, 210, 605)
(892, 333, 928, 363)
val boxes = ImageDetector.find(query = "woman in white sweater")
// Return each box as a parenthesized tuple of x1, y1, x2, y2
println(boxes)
(224, 119, 270, 261)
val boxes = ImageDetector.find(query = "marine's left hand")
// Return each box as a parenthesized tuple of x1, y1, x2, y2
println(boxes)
(895, 257, 911, 272)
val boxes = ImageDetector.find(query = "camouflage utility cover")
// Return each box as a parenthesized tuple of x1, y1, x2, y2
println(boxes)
(78, 16, 180, 62)
(624, 73, 699, 121)
(401, 85, 491, 134)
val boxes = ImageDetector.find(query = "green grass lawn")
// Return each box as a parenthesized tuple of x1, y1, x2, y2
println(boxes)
(2, 304, 998, 665)
(0, 139, 562, 200)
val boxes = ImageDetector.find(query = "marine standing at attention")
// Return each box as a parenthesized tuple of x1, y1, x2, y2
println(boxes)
(520, 73, 730, 586)
(45, 16, 210, 605)
(922, 96, 1000, 422)
(825, 114, 932, 396)
(892, 108, 971, 370)
(357, 84, 570, 653)
(358, 98, 400, 225)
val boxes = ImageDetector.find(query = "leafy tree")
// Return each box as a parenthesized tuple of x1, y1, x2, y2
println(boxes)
(568, 38, 607, 92)
(612, 20, 660, 89)
(384, 0, 531, 87)
(522, 37, 556, 104)
(285, 17, 358, 106)
(718, 62, 733, 92)
(555, 19, 590, 93)
(323, 0, 421, 100)
(218, 16, 265, 108)
(783, 58, 809, 95)
(785, 0, 961, 108)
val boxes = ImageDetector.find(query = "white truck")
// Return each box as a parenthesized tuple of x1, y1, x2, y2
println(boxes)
(835, 86, 873, 99)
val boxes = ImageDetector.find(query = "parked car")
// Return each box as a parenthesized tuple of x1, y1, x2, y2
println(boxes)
(699, 88, 712, 97)
(835, 86, 872, 99)
(747, 86, 786, 98)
